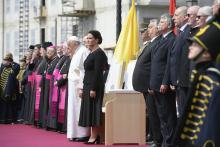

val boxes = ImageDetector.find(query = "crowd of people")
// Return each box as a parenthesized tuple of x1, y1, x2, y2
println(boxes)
(133, 0, 220, 147)
(0, 30, 108, 144)
(0, 0, 220, 146)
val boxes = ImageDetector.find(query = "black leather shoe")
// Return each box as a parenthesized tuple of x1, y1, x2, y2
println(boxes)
(84, 136, 100, 144)
(68, 138, 76, 141)
(58, 131, 65, 134)
(74, 137, 89, 142)
(147, 134, 153, 141)
(150, 143, 161, 147)
(150, 144, 158, 147)
(147, 141, 154, 145)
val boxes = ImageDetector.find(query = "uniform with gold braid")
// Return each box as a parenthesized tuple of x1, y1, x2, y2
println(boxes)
(173, 16, 220, 147)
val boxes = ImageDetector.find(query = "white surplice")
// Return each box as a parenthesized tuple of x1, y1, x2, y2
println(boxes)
(67, 45, 90, 139)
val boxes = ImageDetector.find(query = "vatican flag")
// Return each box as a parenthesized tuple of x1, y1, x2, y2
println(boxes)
(114, 0, 140, 65)
(106, 0, 139, 90)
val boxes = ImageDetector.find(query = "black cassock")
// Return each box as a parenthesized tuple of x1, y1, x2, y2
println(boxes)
(23, 56, 42, 124)
(38, 56, 59, 129)
(56, 56, 71, 132)
(46, 55, 68, 129)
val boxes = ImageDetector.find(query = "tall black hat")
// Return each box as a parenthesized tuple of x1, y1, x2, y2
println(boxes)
(29, 45, 35, 50)
(41, 42, 53, 49)
(190, 21, 220, 61)
(3, 53, 13, 62)
(35, 44, 41, 49)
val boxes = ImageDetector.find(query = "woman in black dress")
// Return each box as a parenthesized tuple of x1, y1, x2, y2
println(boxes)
(79, 30, 108, 144)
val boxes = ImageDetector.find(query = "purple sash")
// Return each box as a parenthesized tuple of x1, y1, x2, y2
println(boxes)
(46, 73, 52, 80)
(28, 72, 35, 88)
(46, 73, 53, 106)
(58, 84, 67, 123)
(34, 74, 42, 121)
(32, 72, 36, 88)
(51, 69, 61, 117)
(28, 73, 33, 82)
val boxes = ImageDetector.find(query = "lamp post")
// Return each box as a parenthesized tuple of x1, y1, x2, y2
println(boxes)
(186, 0, 198, 6)
(2, 0, 5, 57)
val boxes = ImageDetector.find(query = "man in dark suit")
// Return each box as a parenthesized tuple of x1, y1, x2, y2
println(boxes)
(187, 5, 200, 36)
(132, 19, 162, 147)
(170, 6, 191, 118)
(187, 6, 200, 81)
(149, 14, 177, 147)
(177, 6, 200, 118)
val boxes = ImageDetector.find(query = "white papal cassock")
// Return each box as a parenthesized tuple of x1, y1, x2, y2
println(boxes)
(67, 45, 90, 139)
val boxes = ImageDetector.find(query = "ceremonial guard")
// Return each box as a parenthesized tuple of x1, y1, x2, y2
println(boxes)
(173, 16, 220, 147)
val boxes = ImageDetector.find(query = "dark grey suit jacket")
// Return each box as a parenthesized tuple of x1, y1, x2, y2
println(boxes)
(132, 36, 162, 92)
(150, 32, 176, 91)
(169, 25, 191, 86)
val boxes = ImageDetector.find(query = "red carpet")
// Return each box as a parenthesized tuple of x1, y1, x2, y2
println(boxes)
(0, 124, 147, 147)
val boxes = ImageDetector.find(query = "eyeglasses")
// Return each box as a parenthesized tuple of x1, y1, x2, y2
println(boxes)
(196, 15, 207, 19)
(187, 14, 196, 17)
(197, 16, 201, 19)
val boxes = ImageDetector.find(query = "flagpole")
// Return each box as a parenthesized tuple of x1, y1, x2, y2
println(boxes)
(116, 0, 122, 42)
(116, 61, 126, 89)
(110, 0, 139, 89)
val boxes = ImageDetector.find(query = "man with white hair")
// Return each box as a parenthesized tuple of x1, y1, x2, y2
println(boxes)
(197, 6, 213, 28)
(170, 6, 189, 88)
(48, 43, 69, 131)
(187, 6, 200, 27)
(82, 35, 89, 48)
(187, 5, 200, 36)
(56, 44, 64, 58)
(40, 46, 60, 129)
(170, 6, 192, 118)
(67, 36, 90, 142)
(55, 42, 71, 132)
(212, 0, 220, 16)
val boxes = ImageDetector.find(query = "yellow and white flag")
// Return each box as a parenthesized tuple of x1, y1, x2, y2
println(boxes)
(106, 0, 140, 90)
(114, 0, 140, 65)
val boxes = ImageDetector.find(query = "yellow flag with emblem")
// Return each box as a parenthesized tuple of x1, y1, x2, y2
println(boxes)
(114, 0, 140, 65)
